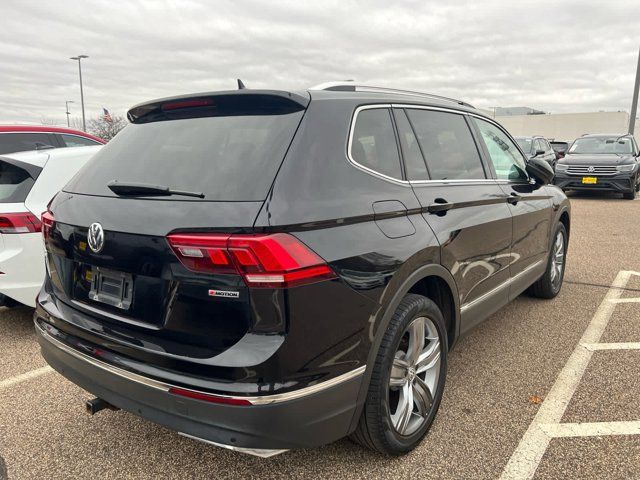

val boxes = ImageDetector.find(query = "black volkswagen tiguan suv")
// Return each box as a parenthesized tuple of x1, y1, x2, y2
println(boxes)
(35, 83, 569, 457)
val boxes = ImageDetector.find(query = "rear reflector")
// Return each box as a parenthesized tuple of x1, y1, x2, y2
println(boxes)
(168, 387, 252, 406)
(167, 233, 336, 288)
(0, 212, 42, 234)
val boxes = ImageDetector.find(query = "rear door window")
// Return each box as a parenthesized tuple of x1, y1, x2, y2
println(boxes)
(0, 160, 37, 203)
(64, 111, 304, 201)
(473, 118, 528, 181)
(0, 133, 56, 155)
(60, 134, 102, 147)
(350, 108, 403, 180)
(393, 109, 429, 181)
(405, 109, 486, 180)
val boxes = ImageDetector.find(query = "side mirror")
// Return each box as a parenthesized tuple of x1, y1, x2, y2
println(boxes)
(526, 157, 554, 185)
(533, 149, 546, 157)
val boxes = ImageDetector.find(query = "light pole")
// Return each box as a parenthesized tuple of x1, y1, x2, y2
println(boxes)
(629, 47, 640, 135)
(70, 55, 89, 131)
(65, 100, 74, 127)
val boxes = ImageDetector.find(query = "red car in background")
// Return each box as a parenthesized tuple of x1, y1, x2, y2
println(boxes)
(0, 125, 105, 155)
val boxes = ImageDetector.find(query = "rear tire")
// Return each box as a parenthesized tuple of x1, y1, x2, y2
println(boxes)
(350, 294, 447, 455)
(528, 223, 567, 299)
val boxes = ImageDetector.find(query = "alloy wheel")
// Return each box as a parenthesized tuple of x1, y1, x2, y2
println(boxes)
(388, 316, 441, 436)
(549, 230, 565, 291)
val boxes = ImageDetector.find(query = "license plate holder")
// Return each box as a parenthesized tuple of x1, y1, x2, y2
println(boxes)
(582, 176, 597, 184)
(88, 267, 133, 310)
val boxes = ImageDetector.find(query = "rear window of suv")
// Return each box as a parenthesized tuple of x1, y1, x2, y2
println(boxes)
(64, 111, 304, 201)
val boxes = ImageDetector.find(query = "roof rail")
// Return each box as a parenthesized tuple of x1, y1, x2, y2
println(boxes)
(308, 82, 475, 109)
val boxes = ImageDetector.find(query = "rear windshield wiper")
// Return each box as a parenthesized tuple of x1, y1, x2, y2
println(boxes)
(107, 181, 205, 198)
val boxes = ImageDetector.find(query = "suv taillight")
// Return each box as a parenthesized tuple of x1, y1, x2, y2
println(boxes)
(41, 210, 55, 240)
(167, 233, 336, 288)
(0, 212, 42, 234)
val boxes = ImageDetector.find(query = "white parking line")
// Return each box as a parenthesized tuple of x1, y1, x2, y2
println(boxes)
(500, 270, 638, 480)
(609, 297, 640, 304)
(541, 421, 640, 438)
(582, 342, 640, 351)
(0, 366, 53, 390)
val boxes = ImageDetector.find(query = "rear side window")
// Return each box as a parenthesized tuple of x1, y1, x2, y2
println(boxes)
(473, 118, 528, 181)
(406, 109, 485, 180)
(350, 108, 403, 180)
(0, 133, 56, 155)
(60, 134, 101, 147)
(0, 161, 36, 203)
(65, 111, 304, 201)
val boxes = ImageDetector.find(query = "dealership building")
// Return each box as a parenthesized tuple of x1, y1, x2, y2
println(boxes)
(483, 108, 636, 142)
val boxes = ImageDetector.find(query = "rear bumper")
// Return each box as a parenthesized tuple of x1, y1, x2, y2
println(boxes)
(553, 173, 635, 193)
(34, 315, 364, 452)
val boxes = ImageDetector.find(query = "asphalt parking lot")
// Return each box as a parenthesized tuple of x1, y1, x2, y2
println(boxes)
(1, 192, 639, 480)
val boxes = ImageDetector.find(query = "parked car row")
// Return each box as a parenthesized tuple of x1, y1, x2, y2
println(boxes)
(513, 132, 640, 200)
(15, 83, 570, 458)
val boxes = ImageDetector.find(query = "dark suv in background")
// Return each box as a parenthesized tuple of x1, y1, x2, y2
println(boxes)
(515, 135, 558, 169)
(554, 133, 640, 199)
(35, 83, 569, 457)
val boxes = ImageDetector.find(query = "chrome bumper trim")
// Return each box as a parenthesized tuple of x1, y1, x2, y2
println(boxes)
(460, 259, 545, 313)
(36, 321, 365, 405)
(178, 432, 288, 458)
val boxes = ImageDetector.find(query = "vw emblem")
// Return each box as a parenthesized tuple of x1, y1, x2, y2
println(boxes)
(587, 166, 595, 173)
(87, 223, 105, 253)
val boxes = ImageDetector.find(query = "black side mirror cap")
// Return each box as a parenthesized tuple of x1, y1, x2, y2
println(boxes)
(526, 157, 554, 185)
(534, 149, 546, 157)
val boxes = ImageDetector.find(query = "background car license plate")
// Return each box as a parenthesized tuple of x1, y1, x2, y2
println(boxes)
(88, 267, 133, 310)
(582, 176, 597, 184)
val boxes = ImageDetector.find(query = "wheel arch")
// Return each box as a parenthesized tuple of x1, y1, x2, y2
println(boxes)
(347, 264, 460, 433)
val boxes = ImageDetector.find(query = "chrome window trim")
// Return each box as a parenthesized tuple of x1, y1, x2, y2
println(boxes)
(36, 321, 365, 406)
(347, 103, 497, 186)
(346, 104, 411, 186)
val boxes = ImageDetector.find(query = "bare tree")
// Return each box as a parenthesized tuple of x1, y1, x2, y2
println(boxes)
(87, 115, 128, 141)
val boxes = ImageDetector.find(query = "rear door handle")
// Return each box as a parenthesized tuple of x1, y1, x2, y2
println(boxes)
(427, 198, 453, 214)
(507, 193, 522, 205)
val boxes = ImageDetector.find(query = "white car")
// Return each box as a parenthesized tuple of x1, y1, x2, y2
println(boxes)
(0, 145, 102, 307)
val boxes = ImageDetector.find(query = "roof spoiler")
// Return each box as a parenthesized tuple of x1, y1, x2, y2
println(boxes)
(127, 90, 310, 124)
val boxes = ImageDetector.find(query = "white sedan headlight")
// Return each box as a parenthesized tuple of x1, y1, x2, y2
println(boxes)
(616, 164, 637, 172)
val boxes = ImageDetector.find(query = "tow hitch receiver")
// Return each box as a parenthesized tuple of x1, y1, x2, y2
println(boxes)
(85, 397, 120, 415)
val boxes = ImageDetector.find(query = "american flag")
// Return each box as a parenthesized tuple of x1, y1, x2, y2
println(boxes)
(102, 107, 113, 123)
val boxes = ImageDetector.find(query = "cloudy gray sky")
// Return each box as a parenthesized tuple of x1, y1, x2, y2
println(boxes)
(1, 0, 638, 125)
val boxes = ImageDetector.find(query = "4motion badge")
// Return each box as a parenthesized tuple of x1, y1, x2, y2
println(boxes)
(208, 290, 240, 299)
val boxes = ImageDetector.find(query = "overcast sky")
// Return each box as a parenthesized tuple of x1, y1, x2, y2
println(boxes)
(1, 0, 638, 125)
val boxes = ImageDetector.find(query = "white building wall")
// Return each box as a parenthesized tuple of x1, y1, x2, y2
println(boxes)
(493, 111, 631, 142)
